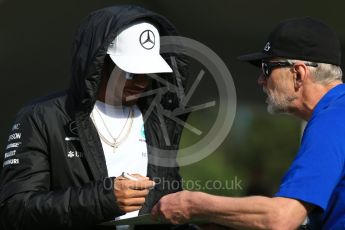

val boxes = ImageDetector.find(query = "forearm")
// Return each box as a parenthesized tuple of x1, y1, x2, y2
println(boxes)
(190, 192, 305, 230)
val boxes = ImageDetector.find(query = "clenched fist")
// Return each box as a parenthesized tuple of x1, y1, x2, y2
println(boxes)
(114, 174, 155, 213)
(151, 190, 194, 224)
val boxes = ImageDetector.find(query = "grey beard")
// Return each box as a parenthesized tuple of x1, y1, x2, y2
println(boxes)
(266, 95, 297, 115)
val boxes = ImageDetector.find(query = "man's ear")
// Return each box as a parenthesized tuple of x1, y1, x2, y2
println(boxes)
(293, 63, 307, 89)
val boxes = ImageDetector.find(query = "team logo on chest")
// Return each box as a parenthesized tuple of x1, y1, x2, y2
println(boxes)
(67, 150, 84, 158)
(65, 121, 80, 141)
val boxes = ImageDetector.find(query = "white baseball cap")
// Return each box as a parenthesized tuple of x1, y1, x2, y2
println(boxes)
(107, 22, 173, 74)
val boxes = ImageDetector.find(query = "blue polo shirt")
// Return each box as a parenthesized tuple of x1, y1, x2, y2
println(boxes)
(275, 84, 345, 229)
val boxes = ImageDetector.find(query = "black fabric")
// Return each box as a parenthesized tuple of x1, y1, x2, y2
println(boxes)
(238, 17, 342, 67)
(0, 5, 188, 230)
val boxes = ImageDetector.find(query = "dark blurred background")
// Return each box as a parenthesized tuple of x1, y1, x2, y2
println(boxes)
(1, 0, 344, 196)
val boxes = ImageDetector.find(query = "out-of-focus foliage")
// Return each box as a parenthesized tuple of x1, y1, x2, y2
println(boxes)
(179, 105, 301, 197)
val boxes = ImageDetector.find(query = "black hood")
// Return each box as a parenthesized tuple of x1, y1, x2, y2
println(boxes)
(69, 5, 187, 113)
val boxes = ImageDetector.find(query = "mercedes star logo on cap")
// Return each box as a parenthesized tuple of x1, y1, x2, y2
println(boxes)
(139, 30, 155, 50)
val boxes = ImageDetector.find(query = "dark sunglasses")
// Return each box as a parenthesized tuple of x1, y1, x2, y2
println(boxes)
(261, 61, 318, 78)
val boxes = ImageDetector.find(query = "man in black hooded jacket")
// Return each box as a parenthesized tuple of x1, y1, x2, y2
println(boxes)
(0, 5, 188, 230)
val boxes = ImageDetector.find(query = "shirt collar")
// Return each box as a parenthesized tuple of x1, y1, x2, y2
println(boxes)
(312, 83, 345, 117)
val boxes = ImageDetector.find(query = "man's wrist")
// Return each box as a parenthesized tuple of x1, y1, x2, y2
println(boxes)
(187, 191, 207, 217)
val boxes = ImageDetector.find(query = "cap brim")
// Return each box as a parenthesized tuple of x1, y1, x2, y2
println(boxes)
(109, 54, 173, 74)
(237, 52, 272, 67)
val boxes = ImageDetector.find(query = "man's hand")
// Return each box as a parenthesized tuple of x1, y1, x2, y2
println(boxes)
(151, 191, 194, 224)
(114, 174, 155, 213)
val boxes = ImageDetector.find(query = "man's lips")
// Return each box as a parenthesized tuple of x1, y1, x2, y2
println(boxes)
(123, 89, 146, 101)
(262, 87, 268, 94)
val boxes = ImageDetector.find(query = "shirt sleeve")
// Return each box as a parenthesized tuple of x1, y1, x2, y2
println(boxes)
(275, 112, 345, 211)
(0, 106, 124, 229)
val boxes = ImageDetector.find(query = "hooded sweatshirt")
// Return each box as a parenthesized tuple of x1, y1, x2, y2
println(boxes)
(0, 5, 188, 230)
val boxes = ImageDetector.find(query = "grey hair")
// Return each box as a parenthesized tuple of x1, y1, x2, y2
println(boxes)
(277, 58, 343, 85)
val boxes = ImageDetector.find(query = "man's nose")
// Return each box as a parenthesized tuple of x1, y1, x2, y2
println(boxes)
(257, 73, 266, 86)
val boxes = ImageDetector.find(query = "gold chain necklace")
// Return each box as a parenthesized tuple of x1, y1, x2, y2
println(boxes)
(91, 105, 134, 153)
